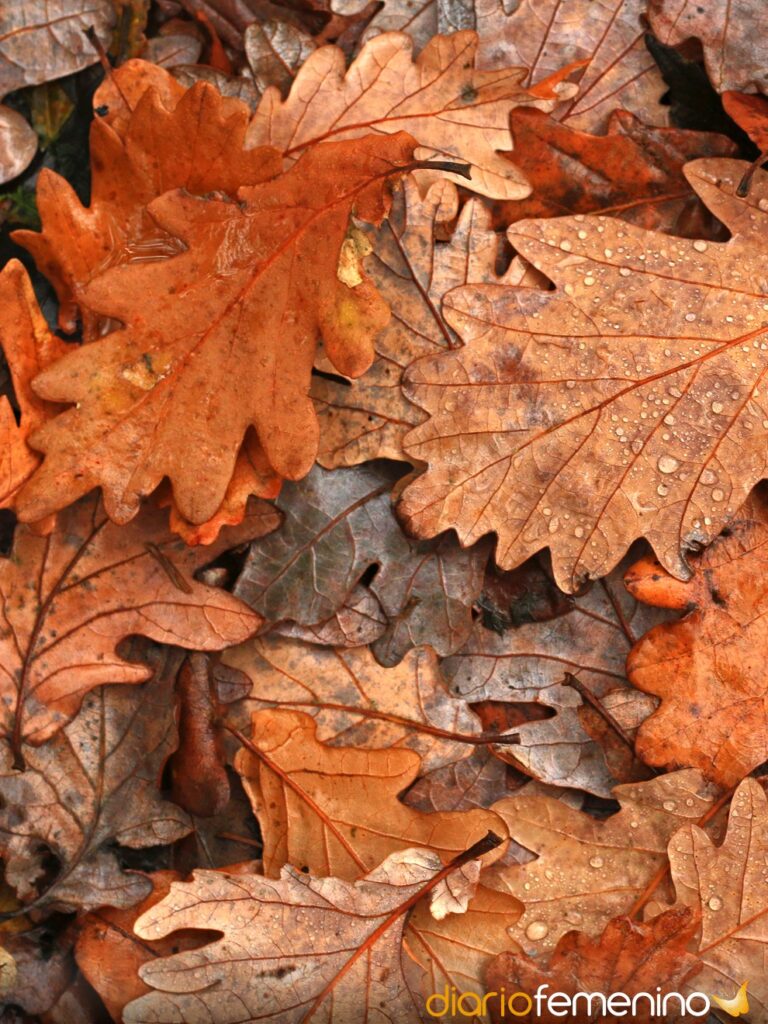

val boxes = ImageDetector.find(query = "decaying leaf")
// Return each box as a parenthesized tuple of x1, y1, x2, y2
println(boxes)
(486, 908, 700, 1024)
(0, 260, 68, 511)
(493, 107, 736, 234)
(0, 491, 275, 748)
(483, 770, 716, 953)
(0, 653, 191, 913)
(649, 0, 767, 94)
(273, 584, 387, 646)
(626, 510, 768, 787)
(123, 848, 472, 1023)
(441, 555, 663, 795)
(667, 777, 768, 1018)
(244, 20, 316, 94)
(234, 707, 507, 878)
(400, 158, 768, 592)
(313, 177, 539, 469)
(220, 636, 482, 776)
(474, 0, 667, 132)
(16, 133, 420, 527)
(247, 29, 574, 199)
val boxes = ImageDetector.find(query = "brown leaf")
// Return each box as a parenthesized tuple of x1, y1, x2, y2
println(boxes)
(123, 849, 472, 1023)
(0, 1, 114, 98)
(483, 770, 717, 953)
(220, 636, 483, 777)
(246, 29, 574, 199)
(626, 508, 768, 787)
(244, 19, 316, 93)
(649, 0, 767, 94)
(234, 707, 507, 878)
(273, 584, 387, 646)
(313, 178, 536, 469)
(16, 132, 419, 527)
(0, 652, 191, 912)
(0, 107, 38, 186)
(0, 261, 69, 511)
(474, 0, 666, 132)
(235, 462, 489, 662)
(485, 908, 700, 1023)
(493, 107, 736, 234)
(667, 777, 768, 1017)
(0, 490, 275, 748)
(442, 555, 663, 795)
(399, 158, 768, 592)
(723, 90, 768, 151)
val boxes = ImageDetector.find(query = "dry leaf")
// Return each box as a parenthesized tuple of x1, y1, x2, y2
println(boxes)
(626, 511, 768, 787)
(441, 556, 663, 796)
(0, 107, 38, 186)
(246, 29, 573, 199)
(0, 260, 69, 511)
(493, 107, 736, 234)
(485, 908, 700, 1024)
(649, 0, 768, 94)
(234, 707, 507, 878)
(399, 158, 768, 592)
(123, 849, 468, 1023)
(483, 770, 716, 953)
(0, 491, 275, 748)
(0, 651, 191, 912)
(220, 636, 483, 776)
(16, 132, 419, 527)
(313, 177, 537, 469)
(244, 19, 316, 93)
(474, 0, 666, 132)
(273, 584, 387, 646)
(668, 777, 768, 1017)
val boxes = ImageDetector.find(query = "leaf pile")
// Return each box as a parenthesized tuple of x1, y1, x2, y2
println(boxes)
(0, 0, 768, 1020)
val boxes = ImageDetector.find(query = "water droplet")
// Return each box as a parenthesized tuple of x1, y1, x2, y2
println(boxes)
(559, 240, 572, 252)
(657, 455, 679, 474)
(526, 921, 549, 941)
(619, 267, 631, 277)
(631, 439, 644, 454)
(657, 483, 669, 497)
(685, 312, 697, 322)
(663, 414, 675, 425)
(701, 469, 718, 485)
(574, 526, 584, 538)
(663, 800, 676, 811)
(577, 230, 587, 240)
(693, 240, 708, 252)
(708, 896, 723, 911)
(584, 275, 596, 286)
(711, 401, 724, 414)
(589, 856, 604, 869)
(712, 488, 725, 502)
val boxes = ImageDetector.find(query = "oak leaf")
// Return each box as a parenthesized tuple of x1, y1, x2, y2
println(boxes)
(399, 158, 768, 592)
(626, 511, 768, 787)
(667, 777, 768, 1018)
(123, 849, 473, 1024)
(273, 584, 387, 646)
(15, 132, 419, 527)
(649, 0, 767, 94)
(236, 462, 489, 662)
(474, 0, 666, 132)
(0, 652, 191, 913)
(0, 491, 276, 748)
(234, 707, 507, 878)
(219, 636, 483, 777)
(246, 29, 573, 199)
(482, 770, 716, 953)
(0, 261, 68, 511)
(485, 908, 700, 1024)
(313, 177, 540, 470)
(442, 555, 663, 796)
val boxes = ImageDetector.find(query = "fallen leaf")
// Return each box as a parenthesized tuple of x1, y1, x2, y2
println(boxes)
(234, 707, 507, 878)
(123, 848, 483, 1023)
(485, 908, 700, 1023)
(626, 509, 768, 787)
(246, 29, 573, 199)
(441, 555, 663, 795)
(313, 177, 537, 469)
(723, 90, 768, 151)
(0, 260, 68, 511)
(0, 491, 276, 748)
(483, 770, 717, 953)
(473, 0, 667, 132)
(14, 64, 282, 335)
(273, 584, 387, 646)
(493, 107, 736, 234)
(244, 19, 316, 94)
(235, 462, 489, 662)
(0, 107, 38, 186)
(16, 132, 419, 526)
(220, 636, 483, 776)
(399, 158, 768, 593)
(649, 0, 767, 94)
(1, 924, 74, 1017)
(0, 649, 191, 912)
(667, 776, 768, 1018)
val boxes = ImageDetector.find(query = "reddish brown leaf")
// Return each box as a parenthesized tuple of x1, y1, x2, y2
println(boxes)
(0, 491, 276, 748)
(723, 90, 768, 151)
(485, 908, 700, 1023)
